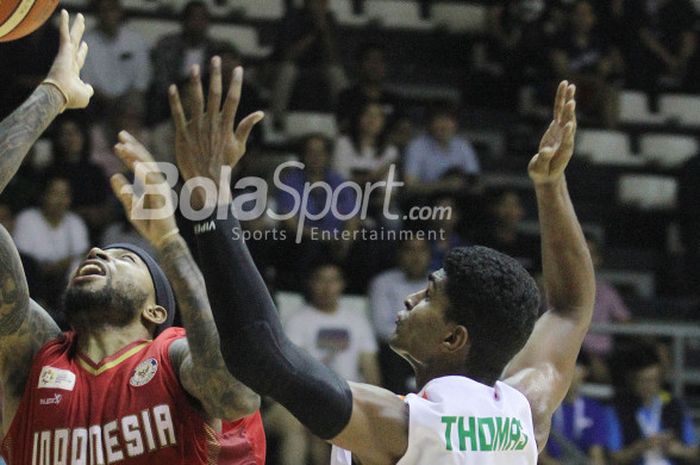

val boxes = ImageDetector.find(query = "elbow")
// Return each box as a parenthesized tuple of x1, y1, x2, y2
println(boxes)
(217, 391, 261, 422)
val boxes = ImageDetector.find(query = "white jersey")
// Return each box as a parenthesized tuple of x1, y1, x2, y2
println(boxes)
(331, 376, 538, 465)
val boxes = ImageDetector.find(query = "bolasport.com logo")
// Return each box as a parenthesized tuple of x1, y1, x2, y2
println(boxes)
(123, 162, 452, 244)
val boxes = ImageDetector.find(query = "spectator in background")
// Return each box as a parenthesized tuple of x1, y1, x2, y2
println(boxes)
(403, 104, 480, 199)
(473, 189, 540, 273)
(82, 0, 151, 119)
(150, 1, 224, 123)
(270, 0, 347, 128)
(428, 195, 467, 271)
(13, 175, 89, 317)
(336, 43, 400, 131)
(268, 262, 380, 465)
(276, 134, 359, 287)
(369, 238, 430, 394)
(50, 116, 113, 239)
(333, 101, 398, 184)
(609, 342, 699, 465)
(0, 202, 45, 305)
(0, 21, 59, 119)
(630, 0, 697, 90)
(549, 0, 623, 127)
(583, 236, 632, 383)
(540, 353, 609, 465)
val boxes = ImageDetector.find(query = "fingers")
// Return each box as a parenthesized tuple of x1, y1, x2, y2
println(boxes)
(59, 10, 70, 47)
(207, 56, 223, 124)
(189, 64, 205, 122)
(113, 130, 155, 170)
(235, 111, 265, 145)
(69, 13, 86, 48)
(110, 173, 134, 215)
(77, 41, 88, 69)
(553, 80, 567, 123)
(561, 121, 576, 154)
(222, 66, 243, 130)
(168, 85, 189, 135)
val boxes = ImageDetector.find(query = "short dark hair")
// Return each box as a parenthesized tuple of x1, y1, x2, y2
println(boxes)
(300, 133, 333, 154)
(427, 101, 459, 123)
(443, 246, 540, 385)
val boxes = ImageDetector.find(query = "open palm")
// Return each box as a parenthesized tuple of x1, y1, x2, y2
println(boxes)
(528, 81, 577, 186)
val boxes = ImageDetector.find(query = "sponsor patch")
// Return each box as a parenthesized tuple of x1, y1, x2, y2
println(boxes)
(39, 393, 63, 405)
(38, 366, 76, 391)
(130, 358, 158, 387)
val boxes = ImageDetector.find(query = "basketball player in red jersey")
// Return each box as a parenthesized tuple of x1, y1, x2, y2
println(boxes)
(0, 11, 265, 465)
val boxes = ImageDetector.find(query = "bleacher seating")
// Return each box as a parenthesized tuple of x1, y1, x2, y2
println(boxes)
(659, 94, 700, 128)
(284, 112, 339, 140)
(639, 134, 699, 168)
(210, 24, 272, 58)
(129, 17, 179, 48)
(365, 0, 433, 30)
(577, 129, 644, 166)
(619, 90, 666, 126)
(431, 2, 487, 33)
(618, 174, 678, 210)
(238, 0, 285, 20)
(330, 0, 370, 26)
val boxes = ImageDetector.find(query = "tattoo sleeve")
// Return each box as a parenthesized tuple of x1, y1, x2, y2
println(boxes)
(0, 226, 30, 337)
(0, 85, 64, 194)
(158, 235, 259, 420)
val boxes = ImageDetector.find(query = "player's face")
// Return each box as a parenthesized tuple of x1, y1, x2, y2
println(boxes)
(64, 248, 155, 331)
(390, 270, 453, 366)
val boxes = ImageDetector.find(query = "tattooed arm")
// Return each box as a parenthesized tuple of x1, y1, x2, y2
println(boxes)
(0, 11, 92, 194)
(109, 132, 259, 421)
(0, 86, 65, 193)
(159, 235, 260, 420)
(0, 225, 61, 433)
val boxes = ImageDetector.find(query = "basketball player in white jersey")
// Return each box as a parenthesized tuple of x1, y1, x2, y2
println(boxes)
(156, 59, 592, 465)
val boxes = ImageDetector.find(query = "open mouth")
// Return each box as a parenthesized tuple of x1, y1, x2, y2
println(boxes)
(75, 261, 107, 278)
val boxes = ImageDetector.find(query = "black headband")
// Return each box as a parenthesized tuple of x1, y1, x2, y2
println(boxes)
(105, 243, 176, 336)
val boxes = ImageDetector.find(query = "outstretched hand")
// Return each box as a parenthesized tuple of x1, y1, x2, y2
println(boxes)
(168, 57, 264, 191)
(110, 131, 179, 249)
(528, 81, 577, 186)
(45, 10, 94, 110)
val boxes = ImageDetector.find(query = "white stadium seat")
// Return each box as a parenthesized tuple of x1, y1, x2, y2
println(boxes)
(639, 134, 699, 168)
(431, 2, 487, 33)
(210, 24, 272, 58)
(659, 94, 700, 127)
(128, 18, 179, 49)
(619, 91, 666, 125)
(330, 0, 370, 26)
(285, 112, 338, 139)
(618, 175, 678, 210)
(577, 129, 644, 166)
(365, 0, 433, 30)
(238, 0, 285, 20)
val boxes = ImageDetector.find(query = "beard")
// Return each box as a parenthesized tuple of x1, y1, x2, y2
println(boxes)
(62, 276, 149, 332)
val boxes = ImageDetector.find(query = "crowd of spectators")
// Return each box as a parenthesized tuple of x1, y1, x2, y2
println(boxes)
(1, 1, 700, 464)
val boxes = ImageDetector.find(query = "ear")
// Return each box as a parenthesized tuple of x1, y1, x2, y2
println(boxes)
(142, 305, 168, 326)
(442, 325, 469, 353)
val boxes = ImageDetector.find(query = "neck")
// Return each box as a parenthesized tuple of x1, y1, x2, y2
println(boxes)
(314, 301, 338, 313)
(360, 134, 375, 149)
(76, 324, 151, 363)
(413, 362, 469, 391)
(42, 209, 64, 226)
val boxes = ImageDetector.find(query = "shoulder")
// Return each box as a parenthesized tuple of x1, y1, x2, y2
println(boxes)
(15, 208, 40, 224)
(65, 212, 88, 228)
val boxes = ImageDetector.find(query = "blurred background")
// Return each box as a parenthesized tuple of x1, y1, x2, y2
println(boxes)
(1, 1, 700, 464)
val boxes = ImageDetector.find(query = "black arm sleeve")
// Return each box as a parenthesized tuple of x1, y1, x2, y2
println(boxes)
(191, 213, 353, 440)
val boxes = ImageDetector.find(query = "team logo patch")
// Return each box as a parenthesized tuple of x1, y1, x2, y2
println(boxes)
(130, 358, 158, 387)
(38, 366, 76, 391)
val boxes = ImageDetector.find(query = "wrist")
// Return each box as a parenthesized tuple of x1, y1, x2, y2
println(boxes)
(40, 80, 68, 113)
(153, 228, 182, 251)
(533, 177, 567, 193)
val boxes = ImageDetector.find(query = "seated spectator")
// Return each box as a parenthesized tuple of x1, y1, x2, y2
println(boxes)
(82, 0, 151, 119)
(609, 341, 699, 465)
(333, 101, 399, 184)
(549, 0, 623, 127)
(270, 0, 347, 127)
(473, 189, 540, 273)
(428, 195, 467, 271)
(268, 262, 380, 465)
(629, 0, 697, 90)
(540, 353, 609, 465)
(13, 175, 89, 317)
(403, 104, 480, 199)
(150, 1, 225, 123)
(582, 236, 632, 383)
(336, 43, 401, 131)
(0, 202, 45, 305)
(50, 116, 113, 239)
(368, 238, 430, 394)
(276, 134, 360, 287)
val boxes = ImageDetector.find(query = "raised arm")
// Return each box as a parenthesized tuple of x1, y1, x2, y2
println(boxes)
(109, 132, 259, 421)
(501, 81, 596, 450)
(167, 58, 409, 465)
(0, 10, 92, 193)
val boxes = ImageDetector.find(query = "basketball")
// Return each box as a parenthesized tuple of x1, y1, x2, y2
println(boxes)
(0, 0, 60, 42)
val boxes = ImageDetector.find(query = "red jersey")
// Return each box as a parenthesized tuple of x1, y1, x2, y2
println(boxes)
(1, 327, 266, 465)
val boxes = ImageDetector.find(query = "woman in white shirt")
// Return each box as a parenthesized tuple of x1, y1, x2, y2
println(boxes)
(333, 101, 399, 184)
